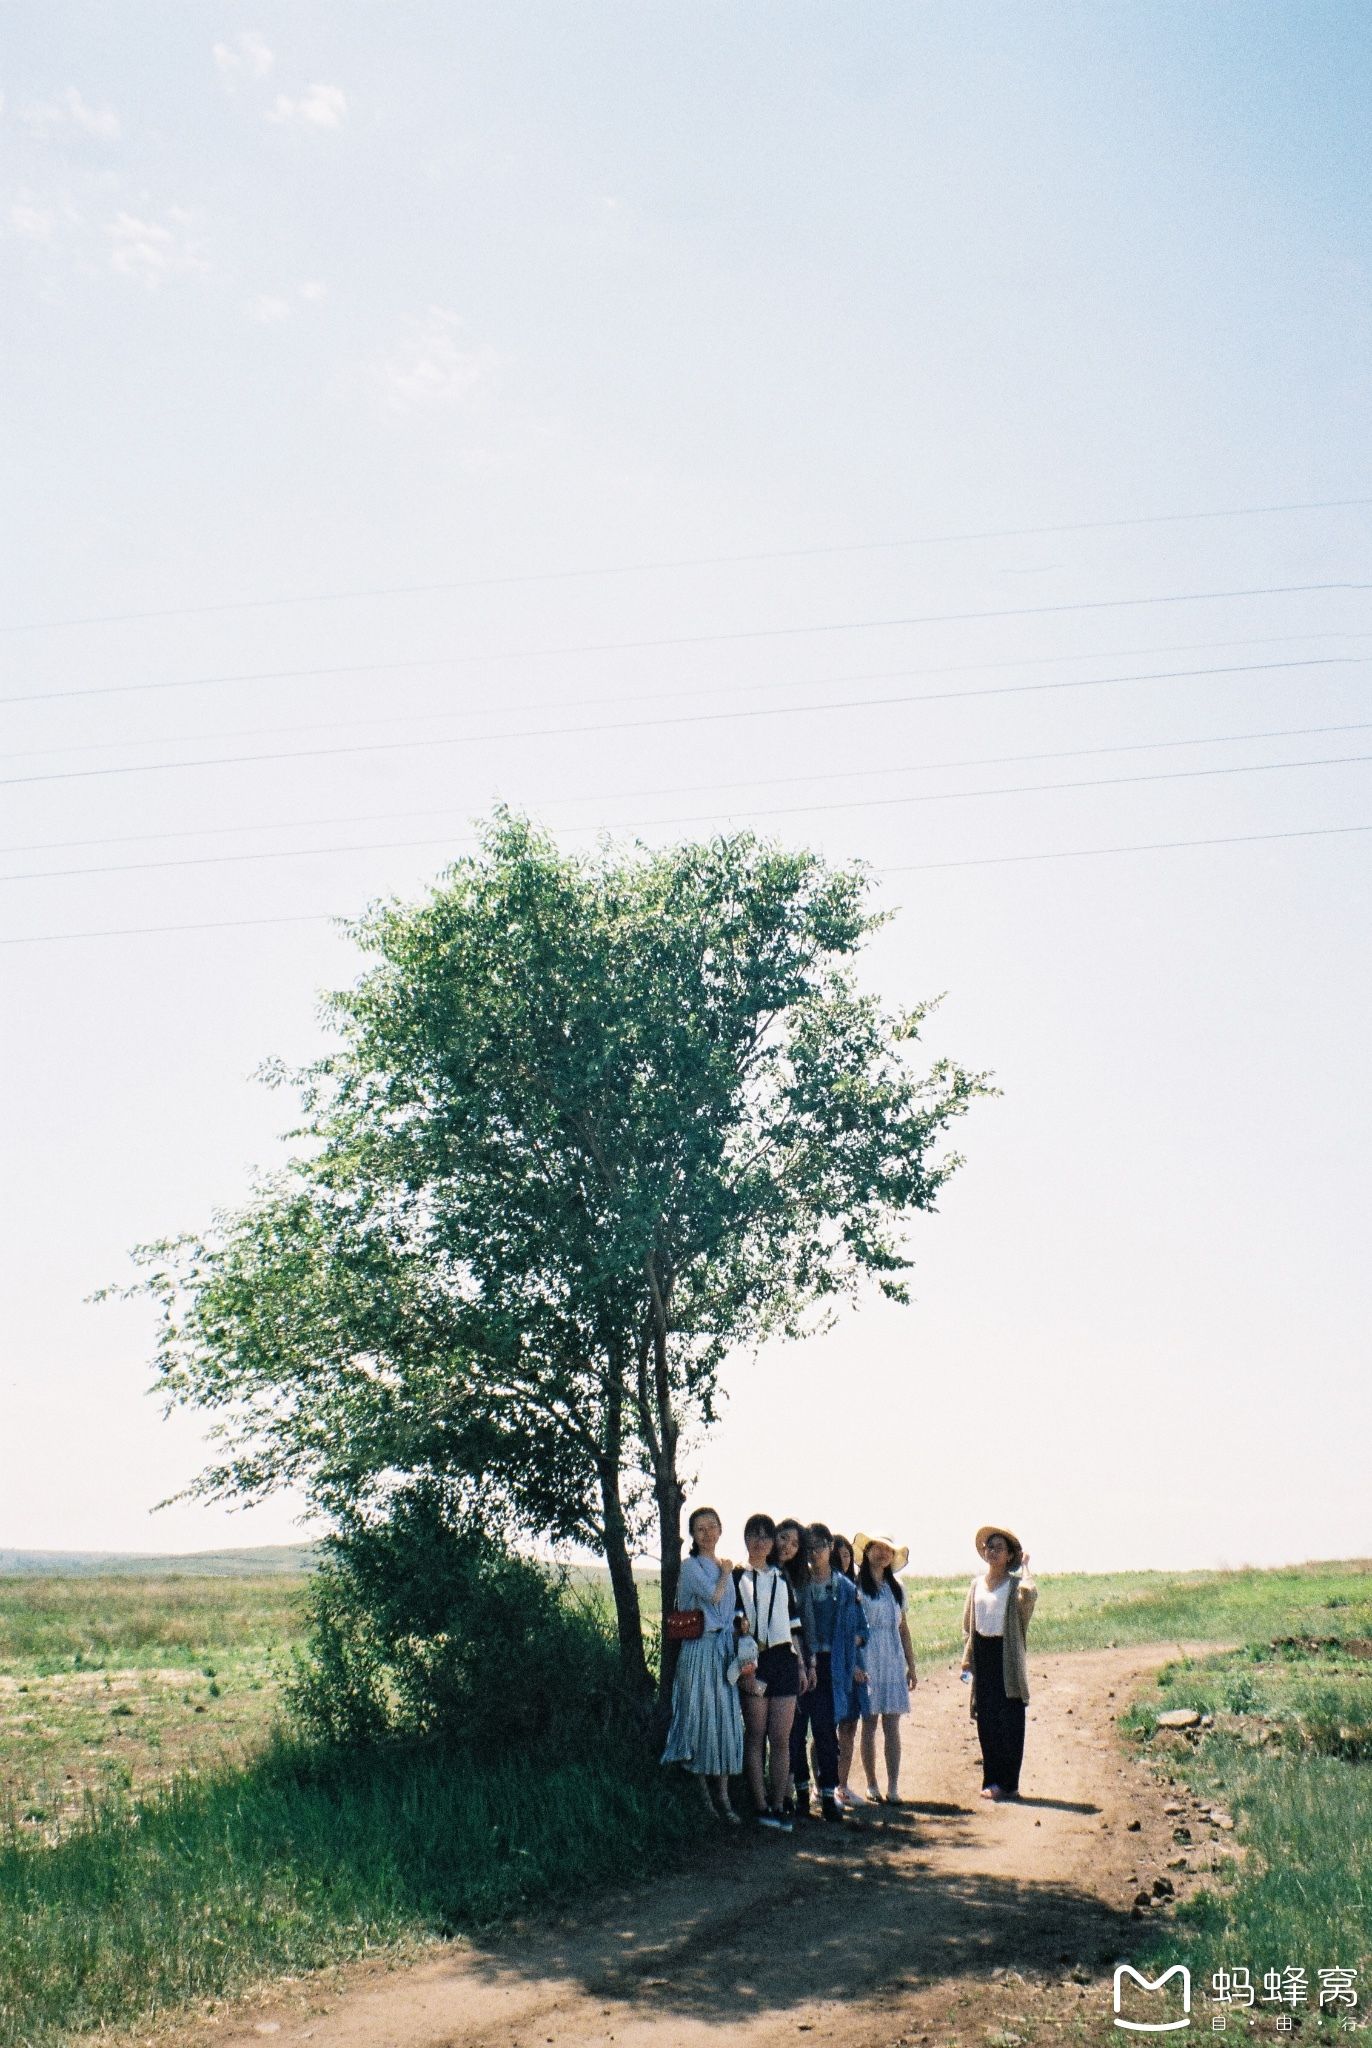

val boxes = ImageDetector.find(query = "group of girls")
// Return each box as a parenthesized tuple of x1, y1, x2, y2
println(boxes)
(661, 1507, 920, 1833)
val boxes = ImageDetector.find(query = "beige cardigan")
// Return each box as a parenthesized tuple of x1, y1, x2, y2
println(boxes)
(960, 1569, 1037, 1713)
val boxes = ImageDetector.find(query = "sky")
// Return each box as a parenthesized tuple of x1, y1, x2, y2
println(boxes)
(2, 3, 1369, 1577)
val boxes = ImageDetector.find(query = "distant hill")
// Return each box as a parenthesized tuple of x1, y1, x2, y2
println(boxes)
(0, 1545, 659, 1582)
(0, 1544, 319, 1578)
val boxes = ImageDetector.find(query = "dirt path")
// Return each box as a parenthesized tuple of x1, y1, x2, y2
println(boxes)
(203, 1645, 1216, 2048)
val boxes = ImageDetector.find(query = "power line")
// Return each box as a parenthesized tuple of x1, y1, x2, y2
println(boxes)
(1, 912, 338, 946)
(1, 655, 1359, 792)
(6, 744, 1371, 887)
(4, 491, 1369, 635)
(8, 624, 1372, 766)
(3, 580, 1368, 710)
(888, 821, 1372, 875)
(652, 747, 1372, 834)
(7, 713, 1370, 862)
(5, 819, 1369, 945)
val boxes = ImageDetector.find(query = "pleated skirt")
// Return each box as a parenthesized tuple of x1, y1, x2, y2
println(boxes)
(660, 1629, 744, 1776)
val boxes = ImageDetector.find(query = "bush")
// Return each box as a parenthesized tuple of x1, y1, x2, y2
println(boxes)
(288, 1487, 632, 1754)
(1224, 1674, 1262, 1715)
(1287, 1682, 1372, 1762)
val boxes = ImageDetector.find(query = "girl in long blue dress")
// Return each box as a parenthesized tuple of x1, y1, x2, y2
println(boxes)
(660, 1505, 745, 1820)
(854, 1532, 919, 1805)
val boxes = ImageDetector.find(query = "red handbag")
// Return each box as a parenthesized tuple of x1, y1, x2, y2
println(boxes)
(665, 1608, 705, 1643)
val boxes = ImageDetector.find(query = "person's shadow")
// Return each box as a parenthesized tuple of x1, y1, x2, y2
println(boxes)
(1009, 1795, 1099, 1814)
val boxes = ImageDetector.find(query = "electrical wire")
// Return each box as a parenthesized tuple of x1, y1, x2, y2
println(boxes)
(1, 912, 338, 945)
(5, 744, 1370, 887)
(1, 655, 1359, 792)
(5, 819, 1369, 944)
(6, 714, 1370, 861)
(5, 491, 1369, 635)
(3, 580, 1368, 709)
(888, 821, 1372, 874)
(9, 624, 1372, 761)
(10, 618, 1372, 770)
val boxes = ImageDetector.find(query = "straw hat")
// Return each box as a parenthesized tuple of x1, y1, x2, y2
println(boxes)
(975, 1524, 1023, 1562)
(854, 1531, 909, 1574)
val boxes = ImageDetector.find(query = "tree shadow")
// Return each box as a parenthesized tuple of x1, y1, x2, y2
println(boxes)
(453, 1818, 1142, 2025)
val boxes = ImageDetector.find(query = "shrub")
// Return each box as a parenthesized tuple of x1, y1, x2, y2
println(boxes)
(1287, 1682, 1372, 1762)
(287, 1486, 632, 1755)
(1224, 1674, 1262, 1715)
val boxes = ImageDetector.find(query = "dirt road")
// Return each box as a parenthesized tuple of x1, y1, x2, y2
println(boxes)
(204, 1646, 1214, 2048)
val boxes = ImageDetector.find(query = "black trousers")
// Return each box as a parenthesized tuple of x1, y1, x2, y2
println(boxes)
(790, 1651, 840, 1791)
(972, 1630, 1026, 1794)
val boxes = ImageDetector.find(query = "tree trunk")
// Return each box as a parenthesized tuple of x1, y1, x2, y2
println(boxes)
(649, 1312, 685, 1711)
(654, 1460, 686, 1710)
(631, 1264, 686, 1711)
(598, 1457, 651, 1701)
(594, 1358, 651, 1701)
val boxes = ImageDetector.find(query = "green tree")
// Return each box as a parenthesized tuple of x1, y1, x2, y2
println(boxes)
(131, 816, 987, 1700)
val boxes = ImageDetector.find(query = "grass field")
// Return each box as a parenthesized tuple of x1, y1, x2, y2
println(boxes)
(0, 1575, 307, 1839)
(902, 1557, 1372, 1661)
(1, 1557, 1368, 2047)
(1125, 1633, 1372, 2036)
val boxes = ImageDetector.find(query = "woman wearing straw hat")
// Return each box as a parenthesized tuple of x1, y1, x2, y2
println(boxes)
(853, 1532, 918, 1805)
(960, 1525, 1037, 1801)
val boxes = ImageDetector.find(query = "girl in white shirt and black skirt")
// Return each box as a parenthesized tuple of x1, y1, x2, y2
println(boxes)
(733, 1513, 804, 1832)
(960, 1524, 1038, 1801)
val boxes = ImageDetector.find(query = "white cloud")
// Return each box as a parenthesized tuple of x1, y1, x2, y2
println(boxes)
(299, 278, 327, 302)
(106, 210, 208, 289)
(22, 87, 120, 141)
(370, 309, 499, 415)
(10, 197, 55, 242)
(247, 293, 291, 324)
(268, 82, 347, 130)
(212, 32, 274, 83)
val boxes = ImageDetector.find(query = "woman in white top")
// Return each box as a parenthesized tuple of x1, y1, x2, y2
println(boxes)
(959, 1524, 1037, 1801)
(733, 1512, 803, 1832)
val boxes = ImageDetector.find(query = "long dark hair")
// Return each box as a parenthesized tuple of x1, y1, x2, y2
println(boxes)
(686, 1505, 722, 1557)
(859, 1545, 906, 1607)
(776, 1516, 808, 1596)
(830, 1533, 856, 1582)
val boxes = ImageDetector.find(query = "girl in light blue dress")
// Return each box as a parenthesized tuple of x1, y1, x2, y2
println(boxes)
(854, 1532, 919, 1805)
(661, 1505, 744, 1820)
